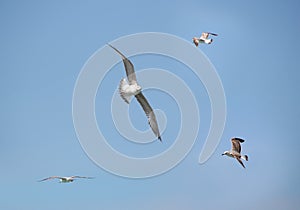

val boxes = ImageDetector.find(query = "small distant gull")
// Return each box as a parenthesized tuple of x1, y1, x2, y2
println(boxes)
(222, 137, 248, 168)
(108, 44, 162, 141)
(193, 32, 218, 46)
(38, 176, 94, 183)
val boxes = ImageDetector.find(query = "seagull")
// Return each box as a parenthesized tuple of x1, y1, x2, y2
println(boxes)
(108, 44, 162, 142)
(222, 137, 248, 168)
(38, 176, 94, 183)
(193, 32, 218, 46)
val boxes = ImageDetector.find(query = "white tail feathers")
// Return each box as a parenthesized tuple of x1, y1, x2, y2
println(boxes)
(242, 155, 248, 161)
(205, 39, 213, 44)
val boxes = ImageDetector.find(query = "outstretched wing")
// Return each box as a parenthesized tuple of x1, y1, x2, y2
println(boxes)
(71, 176, 94, 179)
(201, 32, 209, 39)
(231, 138, 245, 153)
(108, 44, 137, 85)
(231, 138, 241, 153)
(38, 176, 61, 182)
(201, 32, 218, 39)
(135, 92, 162, 141)
(208, 32, 218, 36)
(235, 157, 246, 168)
(232, 137, 245, 143)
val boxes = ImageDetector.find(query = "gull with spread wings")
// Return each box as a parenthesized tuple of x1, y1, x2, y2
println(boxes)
(108, 44, 162, 142)
(222, 137, 249, 168)
(193, 32, 218, 46)
(38, 176, 94, 183)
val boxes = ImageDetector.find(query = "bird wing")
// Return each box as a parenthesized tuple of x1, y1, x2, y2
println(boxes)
(208, 32, 218, 36)
(135, 92, 161, 141)
(231, 138, 243, 153)
(235, 157, 246, 168)
(71, 176, 94, 179)
(38, 176, 62, 182)
(232, 137, 245, 143)
(108, 44, 137, 85)
(201, 32, 209, 39)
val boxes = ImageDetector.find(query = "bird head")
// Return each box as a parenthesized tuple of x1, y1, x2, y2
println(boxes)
(222, 151, 230, 156)
(192, 37, 199, 46)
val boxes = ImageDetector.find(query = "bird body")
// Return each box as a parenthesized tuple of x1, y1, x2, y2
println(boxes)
(59, 177, 74, 183)
(222, 137, 248, 168)
(119, 78, 141, 103)
(108, 44, 162, 141)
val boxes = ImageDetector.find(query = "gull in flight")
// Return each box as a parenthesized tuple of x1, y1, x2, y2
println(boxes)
(108, 44, 162, 141)
(193, 32, 218, 46)
(38, 176, 94, 183)
(222, 137, 248, 168)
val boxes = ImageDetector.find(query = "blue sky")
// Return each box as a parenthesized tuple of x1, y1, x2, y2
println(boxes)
(1, 0, 300, 209)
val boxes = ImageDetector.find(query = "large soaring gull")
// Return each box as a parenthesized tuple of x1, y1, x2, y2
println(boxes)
(108, 44, 162, 141)
(222, 137, 249, 168)
(38, 176, 94, 183)
(193, 32, 218, 46)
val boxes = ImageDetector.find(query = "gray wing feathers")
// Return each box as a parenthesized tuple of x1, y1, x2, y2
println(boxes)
(71, 176, 93, 179)
(135, 93, 161, 141)
(38, 176, 61, 182)
(108, 44, 137, 84)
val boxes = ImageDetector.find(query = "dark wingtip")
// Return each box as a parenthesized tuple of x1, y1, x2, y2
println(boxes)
(106, 43, 127, 61)
(158, 136, 162, 142)
(107, 43, 116, 50)
(232, 137, 245, 143)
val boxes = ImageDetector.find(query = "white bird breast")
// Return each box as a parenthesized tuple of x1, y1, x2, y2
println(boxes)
(123, 83, 141, 96)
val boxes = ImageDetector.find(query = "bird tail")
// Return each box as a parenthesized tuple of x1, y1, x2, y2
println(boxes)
(242, 155, 248, 161)
(205, 39, 213, 44)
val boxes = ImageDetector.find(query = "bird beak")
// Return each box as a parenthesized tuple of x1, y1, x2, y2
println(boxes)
(221, 154, 224, 156)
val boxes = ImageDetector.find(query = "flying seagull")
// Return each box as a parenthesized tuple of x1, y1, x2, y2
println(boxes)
(193, 32, 218, 46)
(38, 176, 94, 183)
(108, 44, 162, 142)
(222, 137, 248, 168)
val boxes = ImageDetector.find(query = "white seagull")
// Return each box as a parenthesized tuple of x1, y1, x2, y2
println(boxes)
(193, 32, 218, 46)
(222, 137, 248, 168)
(108, 44, 162, 141)
(38, 176, 94, 183)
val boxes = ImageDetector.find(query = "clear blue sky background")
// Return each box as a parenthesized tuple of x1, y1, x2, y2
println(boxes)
(1, 0, 299, 209)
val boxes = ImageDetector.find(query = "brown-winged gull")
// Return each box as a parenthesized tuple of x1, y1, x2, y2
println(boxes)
(193, 32, 218, 46)
(222, 137, 248, 168)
